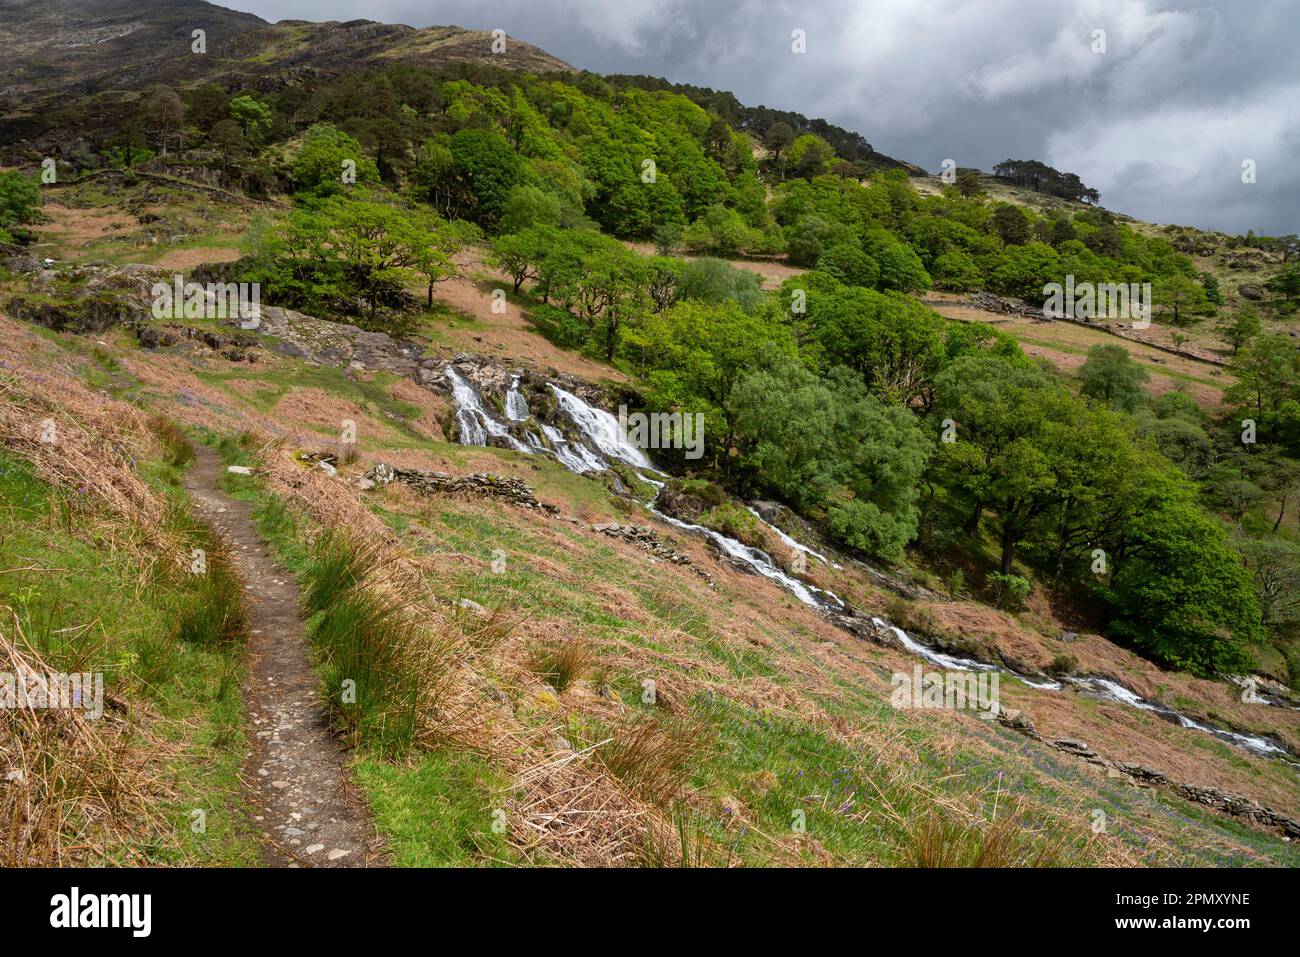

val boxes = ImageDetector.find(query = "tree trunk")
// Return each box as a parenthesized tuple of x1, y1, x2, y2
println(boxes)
(999, 523, 1017, 575)
(963, 500, 983, 535)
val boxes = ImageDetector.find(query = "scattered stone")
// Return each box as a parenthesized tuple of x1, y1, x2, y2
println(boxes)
(588, 521, 714, 585)
(227, 465, 252, 475)
(366, 465, 559, 513)
(457, 598, 487, 616)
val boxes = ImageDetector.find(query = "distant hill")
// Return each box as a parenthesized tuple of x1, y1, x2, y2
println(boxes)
(0, 0, 572, 144)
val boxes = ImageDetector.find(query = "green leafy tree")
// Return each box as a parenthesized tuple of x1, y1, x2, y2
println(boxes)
(449, 128, 525, 226)
(1103, 487, 1263, 676)
(1216, 305, 1261, 355)
(1200, 271, 1224, 307)
(676, 257, 764, 313)
(930, 357, 1073, 572)
(1225, 335, 1300, 416)
(818, 243, 879, 288)
(499, 185, 561, 234)
(292, 124, 379, 196)
(1270, 263, 1300, 303)
(229, 94, 272, 141)
(992, 204, 1031, 245)
(0, 171, 41, 232)
(763, 122, 796, 173)
(273, 194, 449, 323)
(1079, 343, 1149, 411)
(1153, 273, 1211, 326)
(988, 242, 1061, 302)
(729, 355, 930, 559)
(490, 225, 558, 294)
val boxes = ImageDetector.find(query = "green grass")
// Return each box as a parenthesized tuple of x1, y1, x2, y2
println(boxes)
(353, 750, 522, 866)
(196, 430, 1300, 868)
(0, 447, 259, 865)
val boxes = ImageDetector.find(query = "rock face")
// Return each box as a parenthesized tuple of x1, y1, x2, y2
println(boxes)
(255, 306, 422, 376)
(3, 294, 132, 334)
(652, 485, 714, 524)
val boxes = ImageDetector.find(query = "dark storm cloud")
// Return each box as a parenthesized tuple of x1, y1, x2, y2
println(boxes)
(221, 0, 1299, 236)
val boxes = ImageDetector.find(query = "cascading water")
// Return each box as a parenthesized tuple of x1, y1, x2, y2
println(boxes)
(540, 423, 607, 473)
(440, 364, 1296, 764)
(548, 384, 652, 469)
(746, 505, 837, 567)
(1066, 675, 1289, 758)
(651, 504, 841, 610)
(505, 374, 530, 421)
(445, 368, 531, 453)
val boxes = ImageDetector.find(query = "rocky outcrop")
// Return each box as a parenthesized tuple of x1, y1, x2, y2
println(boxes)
(3, 293, 132, 334)
(967, 290, 1038, 317)
(136, 323, 259, 362)
(254, 306, 423, 376)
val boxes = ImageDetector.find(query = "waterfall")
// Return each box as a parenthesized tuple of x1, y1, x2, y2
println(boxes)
(445, 368, 530, 453)
(540, 423, 607, 473)
(505, 375, 530, 421)
(548, 384, 652, 469)
(650, 503, 840, 610)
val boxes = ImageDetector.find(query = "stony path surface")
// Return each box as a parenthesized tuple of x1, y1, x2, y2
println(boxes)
(183, 445, 386, 868)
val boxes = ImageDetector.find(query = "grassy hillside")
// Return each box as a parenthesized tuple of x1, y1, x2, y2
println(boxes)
(0, 0, 1297, 869)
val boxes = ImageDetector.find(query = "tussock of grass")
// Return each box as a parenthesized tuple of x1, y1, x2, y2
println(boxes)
(0, 439, 255, 865)
(0, 610, 163, 866)
(595, 712, 713, 807)
(635, 801, 715, 867)
(302, 531, 510, 756)
(529, 638, 593, 693)
(147, 414, 195, 470)
(901, 803, 1070, 867)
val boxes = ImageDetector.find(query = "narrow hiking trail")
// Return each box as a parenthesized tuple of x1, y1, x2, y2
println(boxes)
(183, 445, 386, 868)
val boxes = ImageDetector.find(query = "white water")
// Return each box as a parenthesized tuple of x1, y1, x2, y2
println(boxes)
(505, 375, 530, 421)
(1069, 676, 1287, 758)
(651, 504, 840, 609)
(746, 506, 836, 567)
(540, 423, 606, 473)
(549, 384, 652, 469)
(441, 366, 1294, 764)
(445, 368, 530, 453)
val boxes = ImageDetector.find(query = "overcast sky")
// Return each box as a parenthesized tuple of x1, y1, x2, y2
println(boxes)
(222, 0, 1299, 237)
